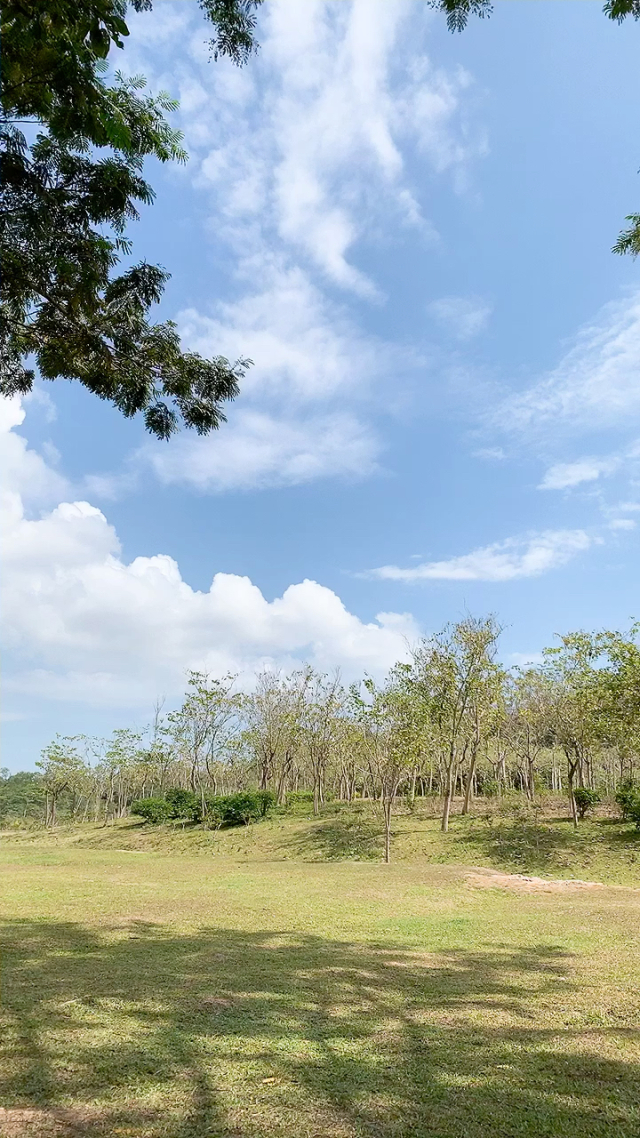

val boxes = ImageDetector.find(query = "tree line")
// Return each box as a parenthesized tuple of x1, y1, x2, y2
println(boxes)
(4, 616, 640, 858)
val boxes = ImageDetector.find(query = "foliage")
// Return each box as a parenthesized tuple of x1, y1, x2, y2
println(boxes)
(130, 796, 170, 823)
(615, 781, 640, 826)
(215, 790, 274, 825)
(131, 788, 275, 826)
(572, 786, 601, 821)
(164, 787, 200, 820)
(0, 771, 45, 821)
(14, 620, 640, 856)
(0, 0, 260, 434)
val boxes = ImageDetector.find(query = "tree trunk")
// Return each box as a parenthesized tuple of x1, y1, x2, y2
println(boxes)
(462, 750, 478, 816)
(566, 753, 579, 828)
(383, 798, 392, 863)
(441, 753, 456, 833)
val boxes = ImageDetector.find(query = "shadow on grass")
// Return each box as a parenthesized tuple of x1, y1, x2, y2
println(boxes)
(447, 811, 640, 876)
(1, 919, 639, 1137)
(287, 809, 384, 861)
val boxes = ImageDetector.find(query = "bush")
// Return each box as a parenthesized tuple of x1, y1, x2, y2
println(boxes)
(615, 781, 640, 820)
(201, 795, 228, 827)
(285, 790, 314, 812)
(131, 798, 170, 824)
(482, 778, 500, 799)
(615, 782, 640, 828)
(165, 788, 200, 820)
(132, 789, 276, 828)
(222, 791, 265, 826)
(256, 789, 276, 816)
(572, 786, 600, 820)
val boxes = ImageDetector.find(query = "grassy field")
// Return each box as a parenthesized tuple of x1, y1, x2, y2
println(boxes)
(1, 805, 639, 1137)
(4, 796, 640, 884)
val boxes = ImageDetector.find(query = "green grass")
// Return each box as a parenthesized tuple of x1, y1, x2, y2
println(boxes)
(4, 796, 640, 883)
(1, 816, 639, 1136)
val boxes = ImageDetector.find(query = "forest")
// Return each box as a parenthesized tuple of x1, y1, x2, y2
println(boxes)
(4, 616, 640, 861)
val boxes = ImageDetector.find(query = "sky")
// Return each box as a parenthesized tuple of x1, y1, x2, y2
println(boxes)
(4, 0, 640, 770)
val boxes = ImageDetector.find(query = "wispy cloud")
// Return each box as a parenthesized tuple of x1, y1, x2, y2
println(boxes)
(428, 295, 491, 340)
(144, 410, 379, 492)
(369, 529, 592, 582)
(538, 456, 620, 490)
(114, 0, 483, 493)
(496, 292, 640, 435)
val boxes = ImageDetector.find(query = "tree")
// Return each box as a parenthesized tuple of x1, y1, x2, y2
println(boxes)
(407, 616, 502, 833)
(350, 674, 425, 864)
(430, 0, 640, 257)
(1, 1, 260, 435)
(168, 671, 242, 815)
(543, 634, 603, 827)
(0, 770, 45, 821)
(37, 736, 87, 826)
(245, 669, 306, 804)
(299, 669, 343, 816)
(504, 669, 554, 802)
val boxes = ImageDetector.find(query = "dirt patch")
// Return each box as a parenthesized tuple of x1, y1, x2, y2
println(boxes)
(200, 995, 235, 1011)
(0, 1108, 91, 1136)
(465, 870, 609, 893)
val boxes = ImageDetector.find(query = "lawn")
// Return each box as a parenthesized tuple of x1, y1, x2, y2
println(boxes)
(1, 833, 639, 1137)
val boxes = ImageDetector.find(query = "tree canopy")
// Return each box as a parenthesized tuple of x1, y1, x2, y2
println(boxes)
(0, 1, 262, 437)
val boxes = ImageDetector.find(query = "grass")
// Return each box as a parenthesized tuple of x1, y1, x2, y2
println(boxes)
(4, 796, 640, 883)
(1, 806, 639, 1136)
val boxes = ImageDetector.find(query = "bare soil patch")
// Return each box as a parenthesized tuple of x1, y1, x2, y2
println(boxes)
(465, 869, 612, 893)
(0, 1107, 92, 1137)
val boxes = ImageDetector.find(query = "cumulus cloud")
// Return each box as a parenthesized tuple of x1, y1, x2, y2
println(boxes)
(1, 403, 417, 708)
(428, 295, 492, 340)
(369, 529, 592, 582)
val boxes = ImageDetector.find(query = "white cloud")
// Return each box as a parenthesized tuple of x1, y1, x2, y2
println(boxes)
(1, 403, 416, 707)
(144, 410, 379, 491)
(174, 0, 479, 295)
(428, 295, 492, 340)
(497, 292, 640, 435)
(370, 529, 592, 582)
(473, 446, 505, 461)
(608, 517, 636, 531)
(538, 457, 619, 490)
(0, 397, 68, 507)
(109, 0, 483, 493)
(176, 264, 389, 405)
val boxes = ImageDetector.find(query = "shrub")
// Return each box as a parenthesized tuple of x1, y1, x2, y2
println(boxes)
(615, 781, 640, 824)
(572, 786, 600, 820)
(285, 790, 314, 812)
(131, 797, 170, 824)
(482, 778, 500, 799)
(133, 789, 275, 828)
(256, 789, 276, 816)
(222, 791, 265, 826)
(165, 788, 199, 820)
(201, 795, 228, 828)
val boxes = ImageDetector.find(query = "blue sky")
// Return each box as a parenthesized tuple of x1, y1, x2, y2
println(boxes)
(4, 0, 640, 770)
